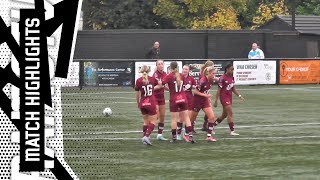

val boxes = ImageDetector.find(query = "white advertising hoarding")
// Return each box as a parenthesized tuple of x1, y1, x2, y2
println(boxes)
(135, 61, 183, 83)
(234, 61, 276, 85)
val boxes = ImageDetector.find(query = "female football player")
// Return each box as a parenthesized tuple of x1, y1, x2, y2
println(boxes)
(213, 63, 245, 136)
(190, 66, 217, 142)
(162, 62, 195, 143)
(153, 60, 168, 140)
(135, 65, 158, 145)
(176, 65, 196, 140)
(199, 60, 215, 131)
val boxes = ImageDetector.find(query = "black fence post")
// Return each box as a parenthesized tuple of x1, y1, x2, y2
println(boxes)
(276, 59, 280, 85)
(79, 61, 84, 90)
(262, 32, 267, 58)
(132, 60, 135, 88)
(205, 30, 209, 59)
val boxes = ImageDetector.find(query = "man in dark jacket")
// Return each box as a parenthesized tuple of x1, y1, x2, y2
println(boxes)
(146, 41, 160, 59)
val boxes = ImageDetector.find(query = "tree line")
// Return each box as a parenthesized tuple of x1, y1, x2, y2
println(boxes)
(82, 0, 320, 30)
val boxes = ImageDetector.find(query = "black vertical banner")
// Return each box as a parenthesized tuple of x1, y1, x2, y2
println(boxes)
(20, 9, 45, 171)
(0, 0, 81, 178)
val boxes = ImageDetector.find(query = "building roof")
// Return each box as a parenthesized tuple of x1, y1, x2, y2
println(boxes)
(262, 15, 320, 35)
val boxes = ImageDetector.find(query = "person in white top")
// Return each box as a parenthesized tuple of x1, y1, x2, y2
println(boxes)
(248, 43, 265, 59)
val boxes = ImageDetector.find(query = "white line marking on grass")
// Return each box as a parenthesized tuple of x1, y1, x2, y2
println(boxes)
(64, 122, 320, 135)
(64, 135, 320, 141)
(240, 87, 320, 91)
(63, 87, 319, 95)
(62, 102, 136, 105)
(65, 92, 133, 95)
(63, 95, 136, 99)
(237, 87, 318, 90)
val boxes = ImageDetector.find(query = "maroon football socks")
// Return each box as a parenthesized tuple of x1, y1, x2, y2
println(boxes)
(158, 123, 164, 134)
(177, 122, 183, 135)
(172, 129, 177, 139)
(228, 122, 235, 132)
(145, 124, 155, 137)
(143, 125, 148, 136)
(213, 118, 223, 127)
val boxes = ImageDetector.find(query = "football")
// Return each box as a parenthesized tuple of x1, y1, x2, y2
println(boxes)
(103, 107, 112, 117)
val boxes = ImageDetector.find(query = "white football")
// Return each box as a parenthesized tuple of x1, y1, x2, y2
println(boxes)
(103, 107, 112, 117)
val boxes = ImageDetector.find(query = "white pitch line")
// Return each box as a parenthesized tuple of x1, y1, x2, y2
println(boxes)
(241, 88, 320, 91)
(62, 102, 136, 105)
(65, 92, 133, 95)
(237, 86, 320, 91)
(63, 87, 319, 95)
(63, 122, 320, 136)
(63, 135, 320, 141)
(63, 95, 136, 100)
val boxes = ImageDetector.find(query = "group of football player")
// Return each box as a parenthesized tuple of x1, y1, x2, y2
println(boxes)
(135, 60, 245, 145)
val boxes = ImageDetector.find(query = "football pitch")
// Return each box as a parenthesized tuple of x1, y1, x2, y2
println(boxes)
(61, 85, 320, 180)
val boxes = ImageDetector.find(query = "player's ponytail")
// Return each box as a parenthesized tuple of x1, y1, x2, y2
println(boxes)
(200, 60, 214, 74)
(203, 67, 208, 76)
(140, 65, 150, 84)
(225, 63, 233, 73)
(174, 69, 181, 86)
(170, 61, 181, 86)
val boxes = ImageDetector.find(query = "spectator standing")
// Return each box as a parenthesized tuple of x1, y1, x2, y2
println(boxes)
(146, 41, 160, 59)
(248, 43, 265, 59)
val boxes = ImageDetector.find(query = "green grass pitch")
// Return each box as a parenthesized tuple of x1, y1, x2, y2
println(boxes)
(61, 85, 320, 180)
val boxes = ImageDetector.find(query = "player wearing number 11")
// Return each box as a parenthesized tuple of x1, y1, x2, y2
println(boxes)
(162, 62, 195, 143)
